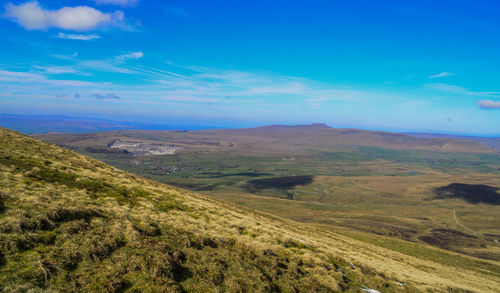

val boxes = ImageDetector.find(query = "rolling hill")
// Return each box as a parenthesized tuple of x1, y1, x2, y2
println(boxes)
(405, 132, 500, 152)
(2, 127, 500, 291)
(38, 123, 497, 155)
(201, 124, 496, 153)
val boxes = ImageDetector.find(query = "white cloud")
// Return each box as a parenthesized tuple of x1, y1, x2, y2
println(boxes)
(162, 96, 219, 103)
(0, 69, 42, 82)
(116, 51, 143, 60)
(57, 32, 100, 40)
(34, 65, 77, 74)
(477, 100, 500, 110)
(79, 60, 137, 74)
(0, 69, 109, 87)
(65, 54, 145, 75)
(94, 0, 139, 7)
(428, 72, 453, 78)
(95, 93, 120, 99)
(427, 83, 500, 96)
(52, 52, 78, 60)
(3, 1, 123, 31)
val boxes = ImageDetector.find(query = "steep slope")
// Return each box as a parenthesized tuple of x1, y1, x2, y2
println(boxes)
(1, 127, 499, 292)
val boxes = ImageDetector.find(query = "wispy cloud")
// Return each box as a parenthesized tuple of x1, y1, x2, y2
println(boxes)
(33, 65, 78, 74)
(56, 93, 79, 99)
(64, 52, 145, 75)
(116, 51, 143, 61)
(162, 96, 220, 103)
(428, 72, 453, 78)
(5, 59, 500, 136)
(56, 93, 119, 100)
(77, 59, 138, 74)
(53, 52, 78, 60)
(477, 100, 500, 110)
(95, 93, 120, 99)
(0, 69, 46, 82)
(94, 0, 139, 7)
(0, 69, 110, 87)
(57, 32, 100, 40)
(0, 60, 364, 107)
(426, 83, 500, 96)
(3, 1, 124, 31)
(6, 59, 498, 119)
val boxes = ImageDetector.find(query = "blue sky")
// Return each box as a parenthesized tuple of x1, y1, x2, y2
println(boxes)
(1, 0, 500, 135)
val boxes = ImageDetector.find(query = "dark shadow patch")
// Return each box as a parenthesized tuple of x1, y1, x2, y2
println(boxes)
(110, 279, 132, 293)
(46, 207, 103, 223)
(484, 233, 500, 241)
(171, 252, 192, 284)
(419, 228, 479, 249)
(434, 183, 500, 205)
(201, 172, 272, 178)
(0, 251, 5, 267)
(0, 191, 8, 214)
(467, 251, 500, 261)
(171, 182, 220, 191)
(418, 229, 500, 260)
(245, 175, 313, 192)
(84, 147, 130, 155)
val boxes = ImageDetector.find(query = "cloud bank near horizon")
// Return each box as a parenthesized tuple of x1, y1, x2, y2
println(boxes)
(477, 100, 500, 110)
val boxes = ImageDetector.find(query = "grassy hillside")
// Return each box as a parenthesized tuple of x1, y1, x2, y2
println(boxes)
(3, 127, 500, 292)
(36, 125, 500, 263)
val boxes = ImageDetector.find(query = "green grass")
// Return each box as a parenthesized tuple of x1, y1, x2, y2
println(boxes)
(337, 230, 500, 277)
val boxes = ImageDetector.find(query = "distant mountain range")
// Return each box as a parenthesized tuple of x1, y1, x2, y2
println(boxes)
(2, 113, 499, 152)
(405, 132, 500, 151)
(0, 114, 215, 134)
(36, 122, 499, 156)
(194, 123, 498, 153)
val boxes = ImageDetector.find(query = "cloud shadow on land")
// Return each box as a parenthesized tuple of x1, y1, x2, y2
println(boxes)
(433, 183, 500, 205)
(244, 175, 314, 193)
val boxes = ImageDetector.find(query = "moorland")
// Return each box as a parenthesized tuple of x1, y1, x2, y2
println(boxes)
(37, 123, 500, 266)
(5, 127, 500, 292)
